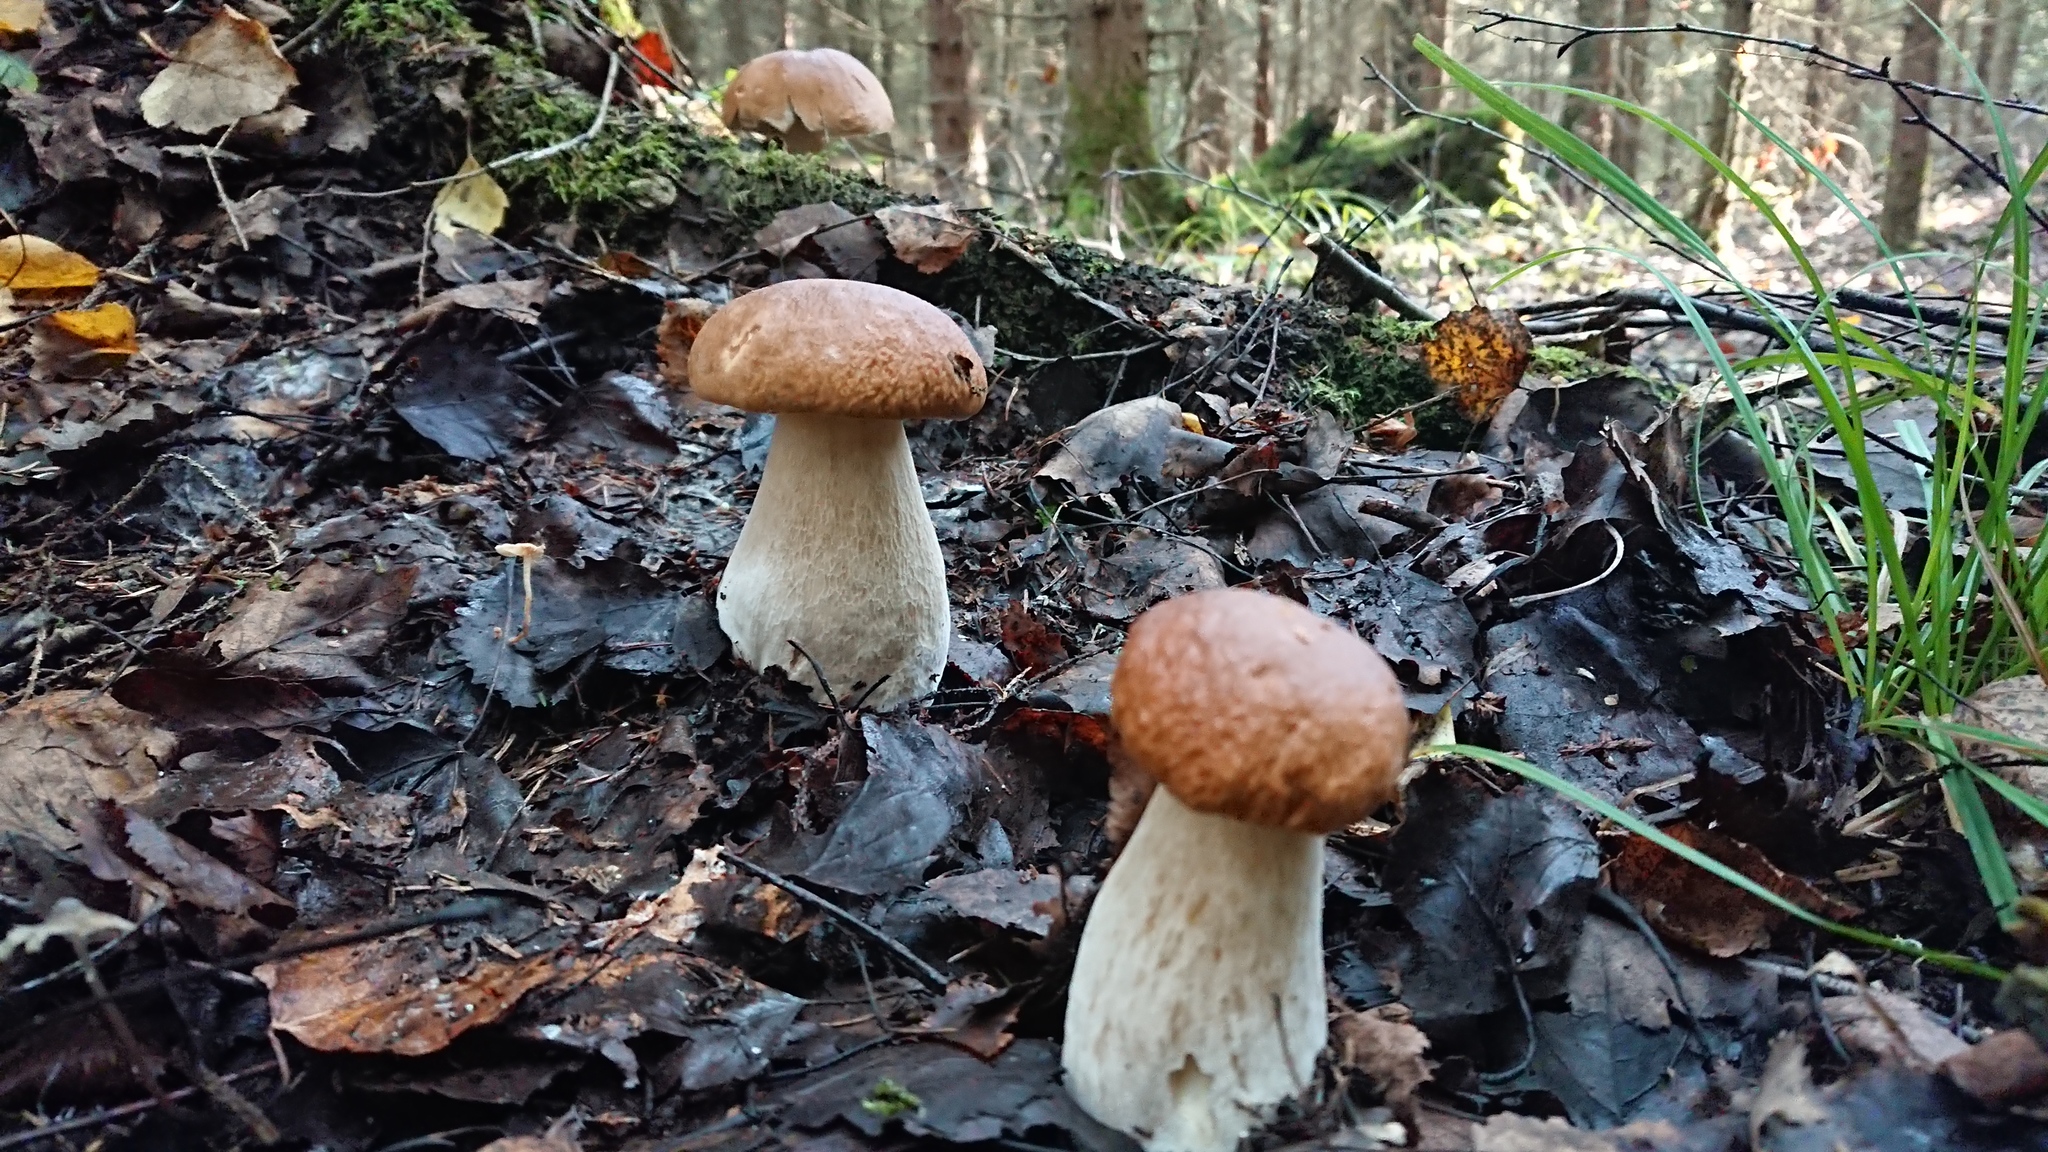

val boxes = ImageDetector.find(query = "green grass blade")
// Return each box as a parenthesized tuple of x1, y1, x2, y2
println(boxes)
(1432, 744, 2008, 980)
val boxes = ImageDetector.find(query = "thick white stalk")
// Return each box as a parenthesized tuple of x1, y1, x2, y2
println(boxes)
(716, 412, 950, 709)
(1063, 789, 1327, 1152)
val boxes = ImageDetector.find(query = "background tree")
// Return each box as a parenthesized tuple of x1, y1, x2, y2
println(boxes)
(928, 0, 987, 204)
(1880, 0, 1948, 249)
(1253, 0, 1276, 155)
(1687, 0, 1756, 242)
(1063, 0, 1175, 227)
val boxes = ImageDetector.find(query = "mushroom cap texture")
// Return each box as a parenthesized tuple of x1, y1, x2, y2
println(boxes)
(687, 280, 987, 419)
(1110, 587, 1408, 833)
(721, 48, 895, 139)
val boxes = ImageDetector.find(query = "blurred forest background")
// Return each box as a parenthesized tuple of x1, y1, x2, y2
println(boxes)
(640, 0, 2044, 295)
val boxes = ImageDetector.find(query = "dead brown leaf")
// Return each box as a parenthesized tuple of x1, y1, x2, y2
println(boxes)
(1952, 673, 2048, 810)
(1751, 1031, 1830, 1147)
(0, 0, 44, 39)
(79, 804, 293, 933)
(398, 278, 549, 332)
(138, 6, 297, 136)
(996, 599, 1066, 675)
(1419, 307, 1532, 421)
(1610, 822, 1859, 957)
(0, 691, 168, 851)
(206, 562, 418, 688)
(1333, 1003, 1432, 1116)
(1822, 986, 1969, 1069)
(255, 928, 559, 1056)
(655, 297, 718, 389)
(1941, 1029, 2048, 1105)
(876, 204, 978, 274)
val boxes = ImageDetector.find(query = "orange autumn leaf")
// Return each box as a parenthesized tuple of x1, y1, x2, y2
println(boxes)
(630, 29, 676, 88)
(1418, 307, 1532, 422)
(0, 234, 99, 295)
(45, 302, 137, 349)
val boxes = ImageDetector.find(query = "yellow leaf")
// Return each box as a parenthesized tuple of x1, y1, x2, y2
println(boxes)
(45, 302, 137, 349)
(32, 303, 137, 378)
(1418, 307, 1533, 422)
(0, 234, 99, 295)
(430, 156, 509, 239)
(597, 0, 644, 37)
(0, 0, 45, 37)
(137, 6, 296, 136)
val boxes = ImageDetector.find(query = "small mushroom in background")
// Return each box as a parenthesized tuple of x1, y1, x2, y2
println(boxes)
(721, 47, 894, 153)
(1063, 587, 1410, 1152)
(686, 279, 986, 710)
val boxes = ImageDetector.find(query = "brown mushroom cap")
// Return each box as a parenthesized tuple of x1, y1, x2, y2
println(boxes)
(722, 48, 894, 141)
(1110, 588, 1409, 834)
(687, 280, 987, 420)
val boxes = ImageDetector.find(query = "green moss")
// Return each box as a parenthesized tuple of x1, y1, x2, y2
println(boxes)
(1295, 315, 1473, 447)
(471, 58, 891, 238)
(330, 0, 479, 49)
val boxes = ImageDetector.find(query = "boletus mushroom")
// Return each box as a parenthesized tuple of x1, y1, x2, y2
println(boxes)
(722, 47, 893, 153)
(1063, 587, 1410, 1152)
(687, 279, 986, 709)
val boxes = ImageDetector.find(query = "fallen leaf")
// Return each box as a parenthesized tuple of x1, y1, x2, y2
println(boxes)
(1751, 1032, 1829, 1148)
(655, 297, 718, 388)
(1610, 822, 1859, 958)
(0, 691, 168, 851)
(399, 278, 549, 332)
(876, 204, 978, 274)
(1333, 1004, 1433, 1114)
(629, 29, 676, 88)
(138, 6, 297, 136)
(82, 804, 293, 929)
(255, 929, 559, 1056)
(925, 869, 1094, 937)
(1952, 674, 2048, 811)
(996, 600, 1066, 675)
(0, 0, 43, 38)
(1821, 986, 1969, 1069)
(31, 302, 137, 378)
(1419, 307, 1532, 421)
(431, 156, 509, 239)
(0, 233, 98, 295)
(206, 562, 419, 689)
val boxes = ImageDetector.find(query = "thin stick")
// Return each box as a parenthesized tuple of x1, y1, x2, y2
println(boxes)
(0, 1062, 278, 1151)
(206, 123, 248, 250)
(720, 853, 950, 991)
(1304, 232, 1435, 322)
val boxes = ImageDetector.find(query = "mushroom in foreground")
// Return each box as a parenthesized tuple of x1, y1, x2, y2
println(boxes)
(1064, 587, 1410, 1152)
(687, 279, 986, 710)
(722, 47, 893, 153)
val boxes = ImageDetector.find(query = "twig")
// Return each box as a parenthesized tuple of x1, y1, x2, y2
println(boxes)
(278, 0, 348, 56)
(69, 936, 177, 1118)
(1304, 232, 1435, 322)
(720, 853, 950, 991)
(205, 123, 247, 250)
(0, 1062, 278, 1151)
(1355, 495, 1449, 534)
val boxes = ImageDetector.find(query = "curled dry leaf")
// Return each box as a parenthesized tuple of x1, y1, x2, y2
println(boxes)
(1419, 307, 1533, 421)
(255, 928, 560, 1056)
(138, 6, 296, 136)
(1333, 1004, 1432, 1115)
(0, 690, 168, 852)
(1610, 822, 1859, 957)
(0, 233, 98, 296)
(31, 302, 137, 379)
(876, 204, 978, 274)
(1941, 1029, 2048, 1106)
(655, 298, 718, 388)
(1951, 673, 2048, 813)
(431, 156, 510, 239)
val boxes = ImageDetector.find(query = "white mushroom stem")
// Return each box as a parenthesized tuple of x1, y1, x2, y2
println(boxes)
(717, 412, 950, 709)
(1063, 788, 1327, 1152)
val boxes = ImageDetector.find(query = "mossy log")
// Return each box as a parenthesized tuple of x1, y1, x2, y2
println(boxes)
(299, 1, 1454, 439)
(1257, 108, 1507, 207)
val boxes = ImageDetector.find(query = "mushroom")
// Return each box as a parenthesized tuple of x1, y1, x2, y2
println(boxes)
(1063, 587, 1410, 1152)
(494, 541, 545, 642)
(722, 47, 893, 154)
(687, 279, 986, 710)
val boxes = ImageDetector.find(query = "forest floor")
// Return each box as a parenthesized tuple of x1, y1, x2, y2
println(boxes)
(1, 4, 2045, 1152)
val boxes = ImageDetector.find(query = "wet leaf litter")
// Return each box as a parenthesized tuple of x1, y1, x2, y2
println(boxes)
(0, 6, 2042, 1152)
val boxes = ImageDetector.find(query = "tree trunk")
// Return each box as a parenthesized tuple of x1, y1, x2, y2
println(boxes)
(642, 0, 696, 72)
(1284, 0, 1305, 125)
(778, 0, 794, 49)
(1179, 0, 1231, 175)
(1562, 0, 1616, 155)
(1253, 0, 1276, 155)
(1063, 0, 1174, 226)
(724, 0, 753, 69)
(1686, 0, 1755, 242)
(1803, 0, 1840, 149)
(1880, 0, 1947, 250)
(930, 0, 987, 204)
(1610, 0, 1650, 175)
